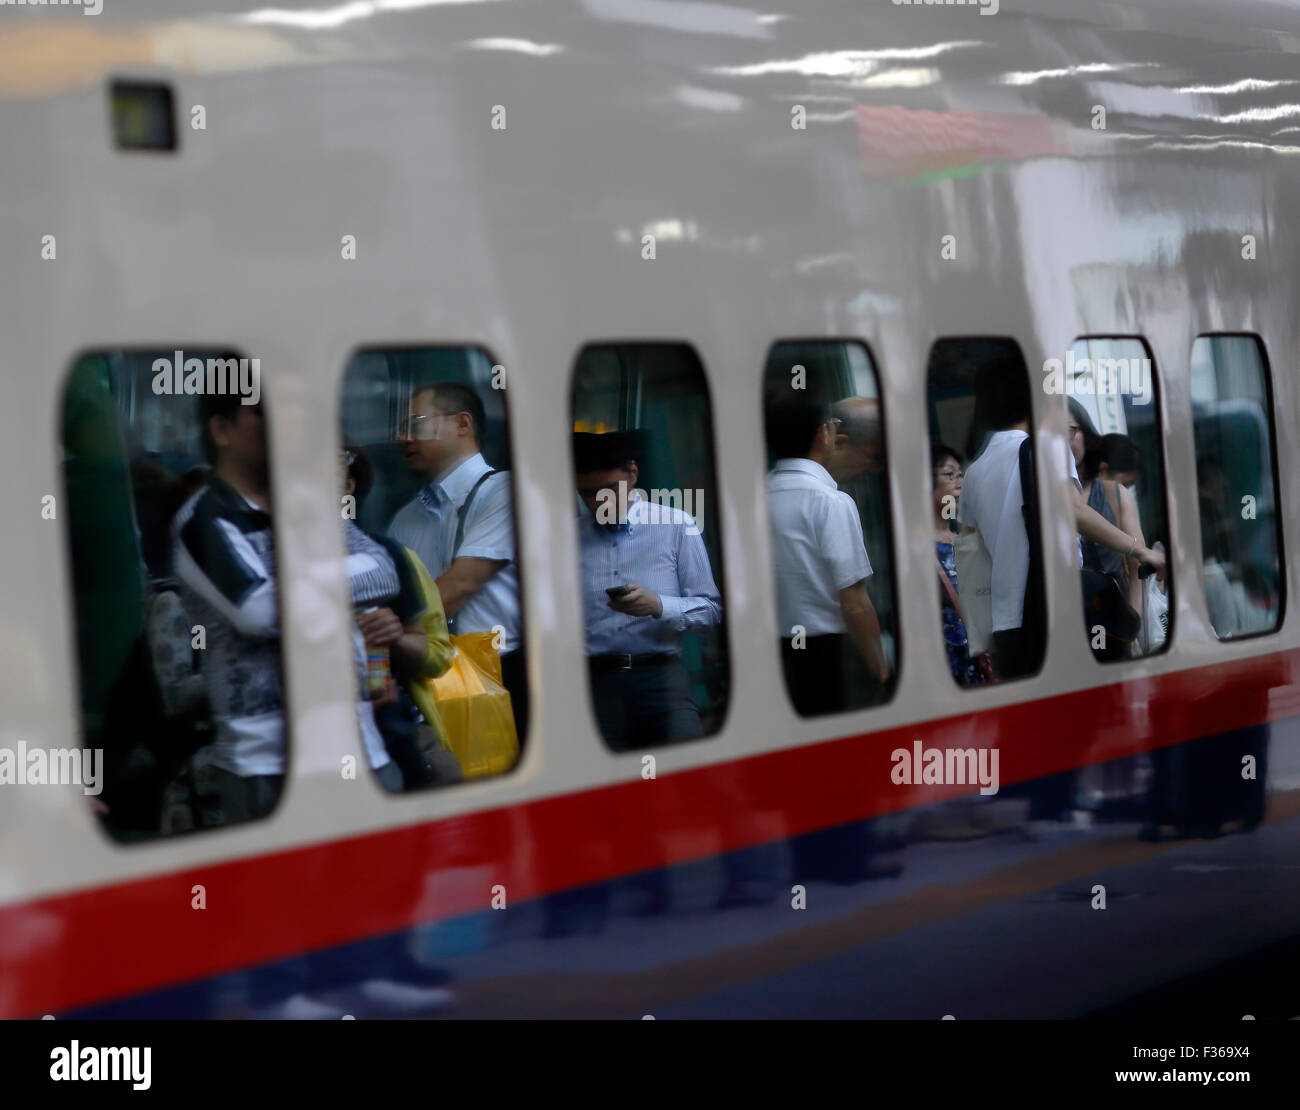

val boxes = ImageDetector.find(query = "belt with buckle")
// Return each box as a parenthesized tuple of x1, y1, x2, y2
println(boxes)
(589, 652, 678, 671)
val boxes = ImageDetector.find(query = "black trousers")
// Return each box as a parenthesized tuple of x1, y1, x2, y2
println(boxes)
(780, 633, 879, 717)
(499, 649, 529, 747)
(991, 626, 1039, 681)
(588, 659, 703, 751)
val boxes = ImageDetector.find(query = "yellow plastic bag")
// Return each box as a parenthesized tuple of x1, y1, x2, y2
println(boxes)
(428, 631, 519, 779)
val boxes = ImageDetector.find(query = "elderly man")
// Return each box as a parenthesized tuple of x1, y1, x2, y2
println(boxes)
(827, 396, 884, 483)
(765, 389, 890, 716)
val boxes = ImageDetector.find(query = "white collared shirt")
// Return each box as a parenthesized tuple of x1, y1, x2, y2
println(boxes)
(766, 458, 873, 638)
(388, 452, 521, 653)
(958, 429, 1080, 633)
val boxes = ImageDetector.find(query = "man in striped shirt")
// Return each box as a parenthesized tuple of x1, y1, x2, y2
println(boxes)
(573, 431, 723, 751)
(173, 394, 403, 824)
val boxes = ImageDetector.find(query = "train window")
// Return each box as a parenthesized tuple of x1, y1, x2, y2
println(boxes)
(762, 340, 897, 715)
(1064, 338, 1173, 661)
(339, 347, 527, 789)
(110, 80, 177, 152)
(61, 350, 284, 840)
(571, 343, 729, 751)
(927, 338, 1047, 685)
(1189, 335, 1283, 639)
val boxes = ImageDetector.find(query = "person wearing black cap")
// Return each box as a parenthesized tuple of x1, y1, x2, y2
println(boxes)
(573, 430, 723, 750)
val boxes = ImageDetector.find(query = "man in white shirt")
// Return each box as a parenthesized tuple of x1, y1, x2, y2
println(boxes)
(958, 359, 1166, 680)
(389, 382, 527, 739)
(764, 388, 891, 716)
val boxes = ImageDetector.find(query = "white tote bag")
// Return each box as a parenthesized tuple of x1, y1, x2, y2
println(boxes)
(1141, 577, 1169, 654)
(953, 524, 994, 655)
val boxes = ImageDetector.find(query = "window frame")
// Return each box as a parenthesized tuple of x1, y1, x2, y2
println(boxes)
(1188, 332, 1286, 643)
(568, 339, 733, 750)
(760, 336, 901, 713)
(1067, 333, 1175, 662)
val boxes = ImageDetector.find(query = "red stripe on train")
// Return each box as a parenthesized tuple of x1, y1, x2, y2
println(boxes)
(0, 649, 1291, 1018)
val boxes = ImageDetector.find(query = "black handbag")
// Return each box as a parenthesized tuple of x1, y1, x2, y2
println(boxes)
(1081, 567, 1141, 646)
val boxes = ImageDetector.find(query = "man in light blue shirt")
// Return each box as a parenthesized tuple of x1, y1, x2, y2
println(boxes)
(389, 381, 527, 738)
(573, 431, 723, 750)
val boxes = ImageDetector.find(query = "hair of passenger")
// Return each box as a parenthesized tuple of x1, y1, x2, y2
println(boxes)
(831, 396, 881, 446)
(1102, 433, 1141, 475)
(199, 393, 252, 464)
(972, 353, 1031, 432)
(344, 443, 374, 506)
(573, 430, 644, 475)
(167, 465, 211, 518)
(418, 380, 486, 448)
(1068, 399, 1105, 481)
(930, 442, 961, 471)
(765, 386, 830, 460)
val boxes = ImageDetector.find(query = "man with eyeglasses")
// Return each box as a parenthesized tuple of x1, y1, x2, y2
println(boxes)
(764, 387, 891, 718)
(389, 381, 526, 739)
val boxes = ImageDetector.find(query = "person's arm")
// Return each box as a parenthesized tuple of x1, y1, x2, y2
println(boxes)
(391, 621, 429, 678)
(406, 548, 456, 679)
(609, 522, 723, 627)
(1071, 482, 1164, 579)
(821, 493, 886, 679)
(436, 475, 514, 617)
(355, 608, 428, 680)
(345, 549, 401, 609)
(839, 581, 890, 683)
(1115, 482, 1146, 612)
(173, 510, 278, 638)
(436, 557, 507, 617)
(661, 523, 724, 628)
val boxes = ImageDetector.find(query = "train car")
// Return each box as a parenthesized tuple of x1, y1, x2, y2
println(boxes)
(1, 0, 1299, 1020)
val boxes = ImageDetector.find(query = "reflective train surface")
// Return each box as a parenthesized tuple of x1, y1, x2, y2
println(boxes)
(2, 0, 1300, 1019)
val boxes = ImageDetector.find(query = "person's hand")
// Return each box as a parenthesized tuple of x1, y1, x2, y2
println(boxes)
(370, 676, 398, 709)
(607, 582, 663, 618)
(1138, 545, 1166, 587)
(357, 607, 403, 645)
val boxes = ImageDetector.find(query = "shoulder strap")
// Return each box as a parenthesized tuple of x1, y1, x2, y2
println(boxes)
(1017, 437, 1037, 527)
(1017, 436, 1046, 657)
(451, 469, 499, 561)
(936, 555, 963, 619)
(1102, 478, 1121, 524)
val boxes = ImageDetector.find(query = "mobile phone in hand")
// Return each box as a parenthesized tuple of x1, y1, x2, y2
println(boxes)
(606, 584, 632, 599)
